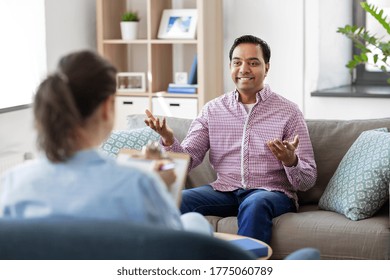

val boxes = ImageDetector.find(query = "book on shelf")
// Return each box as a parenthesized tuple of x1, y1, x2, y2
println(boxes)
(229, 238, 268, 258)
(167, 85, 197, 94)
(168, 83, 198, 88)
(188, 54, 197, 85)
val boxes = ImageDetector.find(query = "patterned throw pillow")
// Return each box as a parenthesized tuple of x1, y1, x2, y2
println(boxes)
(318, 128, 390, 221)
(100, 127, 160, 157)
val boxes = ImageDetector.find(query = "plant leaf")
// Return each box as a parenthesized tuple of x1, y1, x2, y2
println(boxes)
(360, 53, 368, 62)
(361, 2, 390, 35)
(373, 54, 379, 63)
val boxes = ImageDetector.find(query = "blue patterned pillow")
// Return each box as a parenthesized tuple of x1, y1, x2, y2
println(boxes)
(319, 128, 390, 221)
(100, 127, 160, 157)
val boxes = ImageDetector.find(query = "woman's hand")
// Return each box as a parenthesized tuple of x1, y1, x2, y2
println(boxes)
(153, 160, 176, 190)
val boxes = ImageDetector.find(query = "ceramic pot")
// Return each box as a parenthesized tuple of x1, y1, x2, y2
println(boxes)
(120, 21, 138, 40)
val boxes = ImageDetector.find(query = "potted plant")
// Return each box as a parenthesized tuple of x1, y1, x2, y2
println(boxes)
(120, 11, 140, 40)
(338, 2, 390, 83)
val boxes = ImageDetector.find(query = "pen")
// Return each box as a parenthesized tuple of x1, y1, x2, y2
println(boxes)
(159, 162, 175, 171)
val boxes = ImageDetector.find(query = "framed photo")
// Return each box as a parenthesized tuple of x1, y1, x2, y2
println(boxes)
(116, 72, 146, 93)
(157, 9, 197, 39)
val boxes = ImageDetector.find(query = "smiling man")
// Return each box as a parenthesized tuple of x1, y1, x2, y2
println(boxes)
(144, 35, 317, 244)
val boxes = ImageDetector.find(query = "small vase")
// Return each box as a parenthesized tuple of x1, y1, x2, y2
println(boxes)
(120, 21, 138, 40)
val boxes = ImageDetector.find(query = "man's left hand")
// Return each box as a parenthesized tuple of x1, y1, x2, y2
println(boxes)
(267, 135, 299, 167)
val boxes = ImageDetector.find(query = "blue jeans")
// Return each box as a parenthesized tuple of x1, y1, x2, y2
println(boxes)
(180, 185, 296, 244)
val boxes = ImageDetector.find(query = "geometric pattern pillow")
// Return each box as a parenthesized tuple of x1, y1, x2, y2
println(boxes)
(100, 127, 160, 158)
(318, 128, 390, 221)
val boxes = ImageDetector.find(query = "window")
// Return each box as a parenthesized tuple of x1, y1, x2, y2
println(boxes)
(353, 0, 390, 85)
(0, 0, 46, 112)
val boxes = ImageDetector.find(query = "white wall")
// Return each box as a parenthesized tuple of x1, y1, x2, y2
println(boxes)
(223, 0, 305, 109)
(45, 0, 97, 71)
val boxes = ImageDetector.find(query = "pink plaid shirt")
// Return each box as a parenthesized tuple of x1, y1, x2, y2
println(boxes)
(164, 85, 317, 207)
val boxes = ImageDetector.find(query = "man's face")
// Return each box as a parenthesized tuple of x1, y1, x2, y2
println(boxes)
(229, 43, 269, 96)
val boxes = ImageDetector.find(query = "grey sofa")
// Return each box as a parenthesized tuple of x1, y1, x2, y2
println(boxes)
(124, 115, 390, 260)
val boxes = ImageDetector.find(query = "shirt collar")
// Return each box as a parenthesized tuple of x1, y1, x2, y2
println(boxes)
(233, 84, 273, 103)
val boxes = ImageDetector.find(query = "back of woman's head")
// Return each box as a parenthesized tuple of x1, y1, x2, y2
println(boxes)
(34, 50, 117, 162)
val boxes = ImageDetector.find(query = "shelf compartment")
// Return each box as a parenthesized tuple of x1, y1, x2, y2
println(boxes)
(102, 44, 147, 73)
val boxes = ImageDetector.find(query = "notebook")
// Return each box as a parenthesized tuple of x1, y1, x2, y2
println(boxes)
(117, 149, 190, 206)
(229, 238, 268, 258)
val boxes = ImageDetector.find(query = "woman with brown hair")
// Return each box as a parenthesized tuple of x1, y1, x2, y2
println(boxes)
(0, 50, 210, 234)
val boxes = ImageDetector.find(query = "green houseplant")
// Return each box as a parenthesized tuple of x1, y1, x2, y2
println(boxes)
(337, 1, 390, 83)
(120, 11, 140, 40)
(122, 11, 139, 22)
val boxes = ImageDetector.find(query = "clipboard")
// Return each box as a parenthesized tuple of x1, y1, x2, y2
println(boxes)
(118, 149, 190, 206)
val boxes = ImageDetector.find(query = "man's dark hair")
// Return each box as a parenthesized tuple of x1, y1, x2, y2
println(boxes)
(229, 35, 271, 63)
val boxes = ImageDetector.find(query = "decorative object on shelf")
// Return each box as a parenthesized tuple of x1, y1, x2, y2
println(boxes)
(157, 9, 197, 39)
(167, 83, 197, 94)
(120, 11, 140, 40)
(188, 54, 198, 84)
(117, 72, 146, 93)
(337, 1, 390, 83)
(174, 72, 188, 84)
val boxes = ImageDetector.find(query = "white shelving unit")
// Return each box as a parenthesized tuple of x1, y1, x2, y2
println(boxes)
(96, 0, 223, 130)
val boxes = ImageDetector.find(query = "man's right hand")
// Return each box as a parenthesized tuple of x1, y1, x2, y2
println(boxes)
(144, 109, 175, 146)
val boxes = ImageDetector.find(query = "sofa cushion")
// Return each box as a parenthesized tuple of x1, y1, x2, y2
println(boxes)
(101, 127, 160, 157)
(318, 129, 390, 220)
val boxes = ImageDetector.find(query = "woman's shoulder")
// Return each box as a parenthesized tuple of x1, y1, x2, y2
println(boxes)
(2, 157, 44, 179)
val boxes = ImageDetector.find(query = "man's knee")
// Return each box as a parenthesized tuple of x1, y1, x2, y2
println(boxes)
(180, 189, 193, 213)
(240, 193, 270, 213)
(240, 191, 294, 217)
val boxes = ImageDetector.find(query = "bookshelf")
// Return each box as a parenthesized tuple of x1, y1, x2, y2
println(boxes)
(96, 0, 223, 129)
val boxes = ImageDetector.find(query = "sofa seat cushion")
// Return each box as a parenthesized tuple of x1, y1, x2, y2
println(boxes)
(318, 129, 390, 220)
(271, 205, 389, 260)
(206, 204, 389, 260)
(206, 216, 238, 233)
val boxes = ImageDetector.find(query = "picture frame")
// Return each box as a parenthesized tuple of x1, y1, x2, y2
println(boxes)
(116, 72, 146, 93)
(157, 9, 197, 39)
